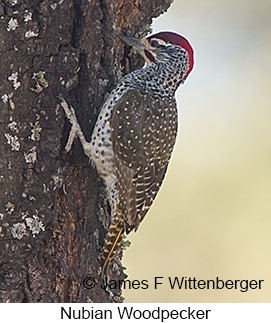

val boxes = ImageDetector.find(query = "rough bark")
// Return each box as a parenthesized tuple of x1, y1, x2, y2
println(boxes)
(0, 0, 173, 302)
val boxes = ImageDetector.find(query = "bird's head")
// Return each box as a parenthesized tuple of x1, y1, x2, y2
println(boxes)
(119, 31, 194, 79)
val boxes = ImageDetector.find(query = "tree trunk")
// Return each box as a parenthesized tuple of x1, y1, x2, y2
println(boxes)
(0, 0, 173, 302)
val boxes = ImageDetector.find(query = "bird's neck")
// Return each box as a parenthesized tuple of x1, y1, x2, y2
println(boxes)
(124, 56, 189, 98)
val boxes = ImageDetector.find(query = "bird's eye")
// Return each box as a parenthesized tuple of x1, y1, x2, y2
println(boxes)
(149, 39, 160, 47)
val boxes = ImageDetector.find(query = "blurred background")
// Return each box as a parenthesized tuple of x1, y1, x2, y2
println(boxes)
(123, 0, 271, 302)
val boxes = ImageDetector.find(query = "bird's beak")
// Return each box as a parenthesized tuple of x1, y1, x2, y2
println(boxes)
(118, 34, 155, 64)
(118, 35, 148, 52)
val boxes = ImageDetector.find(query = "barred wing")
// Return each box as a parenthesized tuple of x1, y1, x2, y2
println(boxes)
(111, 88, 177, 232)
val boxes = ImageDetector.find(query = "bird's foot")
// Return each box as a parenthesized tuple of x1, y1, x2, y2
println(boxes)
(58, 96, 92, 158)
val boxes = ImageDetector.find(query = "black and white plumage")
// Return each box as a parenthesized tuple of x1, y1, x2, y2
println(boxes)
(111, 89, 177, 232)
(60, 31, 194, 275)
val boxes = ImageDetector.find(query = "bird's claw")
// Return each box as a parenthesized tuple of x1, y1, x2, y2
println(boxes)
(58, 95, 91, 158)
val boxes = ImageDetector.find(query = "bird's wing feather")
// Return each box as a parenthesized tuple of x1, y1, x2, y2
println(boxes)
(110, 88, 177, 232)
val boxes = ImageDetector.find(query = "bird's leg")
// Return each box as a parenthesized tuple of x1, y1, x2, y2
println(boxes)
(59, 96, 92, 159)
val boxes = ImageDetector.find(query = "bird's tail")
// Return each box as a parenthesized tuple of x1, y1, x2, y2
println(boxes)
(99, 217, 124, 276)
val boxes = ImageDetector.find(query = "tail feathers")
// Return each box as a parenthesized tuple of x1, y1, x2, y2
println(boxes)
(99, 218, 124, 276)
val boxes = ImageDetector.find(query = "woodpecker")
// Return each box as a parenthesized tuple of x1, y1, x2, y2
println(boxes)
(60, 31, 194, 276)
